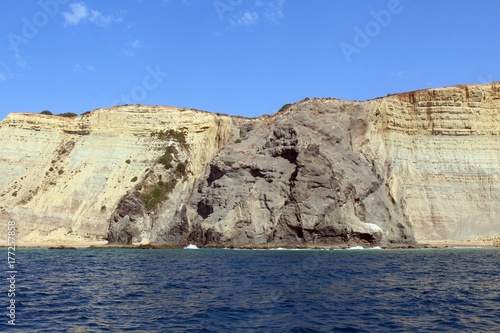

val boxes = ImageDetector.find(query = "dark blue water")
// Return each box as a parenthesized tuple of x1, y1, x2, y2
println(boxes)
(1, 247, 499, 332)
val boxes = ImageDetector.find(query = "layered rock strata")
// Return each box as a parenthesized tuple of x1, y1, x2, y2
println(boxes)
(0, 83, 499, 247)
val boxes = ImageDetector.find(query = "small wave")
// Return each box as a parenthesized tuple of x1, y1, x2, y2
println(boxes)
(184, 244, 199, 249)
(345, 246, 382, 250)
(346, 246, 365, 250)
(451, 246, 484, 249)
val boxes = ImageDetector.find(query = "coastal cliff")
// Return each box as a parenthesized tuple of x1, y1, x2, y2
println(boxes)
(1, 83, 499, 247)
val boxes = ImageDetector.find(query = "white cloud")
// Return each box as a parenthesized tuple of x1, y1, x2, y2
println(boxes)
(63, 2, 124, 27)
(264, 0, 285, 23)
(0, 73, 6, 82)
(130, 39, 142, 48)
(63, 3, 89, 25)
(231, 11, 260, 27)
(229, 0, 285, 28)
(89, 10, 113, 27)
(123, 39, 142, 57)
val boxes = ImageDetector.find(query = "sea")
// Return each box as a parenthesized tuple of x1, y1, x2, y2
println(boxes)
(1, 246, 499, 332)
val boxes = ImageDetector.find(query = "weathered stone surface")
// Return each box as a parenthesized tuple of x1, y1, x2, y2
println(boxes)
(187, 100, 405, 247)
(1, 83, 499, 246)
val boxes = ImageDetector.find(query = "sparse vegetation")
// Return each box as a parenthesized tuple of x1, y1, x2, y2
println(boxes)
(49, 167, 54, 172)
(101, 205, 106, 212)
(278, 103, 292, 113)
(174, 161, 187, 177)
(151, 129, 189, 150)
(58, 112, 78, 118)
(131, 176, 138, 182)
(12, 191, 17, 197)
(58, 169, 64, 175)
(125, 159, 131, 164)
(141, 180, 177, 211)
(40, 110, 53, 115)
(157, 145, 176, 169)
(234, 139, 242, 144)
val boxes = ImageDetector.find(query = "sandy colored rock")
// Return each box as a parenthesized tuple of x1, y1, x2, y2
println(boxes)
(1, 83, 499, 247)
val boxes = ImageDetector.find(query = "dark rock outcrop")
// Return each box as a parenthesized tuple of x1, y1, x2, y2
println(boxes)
(184, 99, 413, 247)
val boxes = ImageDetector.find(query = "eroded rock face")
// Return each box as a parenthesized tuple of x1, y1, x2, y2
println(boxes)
(187, 101, 409, 247)
(1, 83, 499, 246)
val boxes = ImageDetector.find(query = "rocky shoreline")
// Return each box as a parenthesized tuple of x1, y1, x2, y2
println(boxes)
(2, 237, 499, 250)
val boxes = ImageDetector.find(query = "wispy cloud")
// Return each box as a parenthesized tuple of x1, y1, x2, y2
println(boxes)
(123, 39, 142, 57)
(0, 73, 6, 82)
(63, 3, 88, 25)
(89, 10, 115, 27)
(229, 0, 286, 28)
(63, 2, 124, 27)
(264, 0, 285, 23)
(231, 11, 260, 27)
(73, 64, 95, 73)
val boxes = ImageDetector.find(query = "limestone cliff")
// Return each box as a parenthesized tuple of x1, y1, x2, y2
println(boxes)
(1, 82, 499, 247)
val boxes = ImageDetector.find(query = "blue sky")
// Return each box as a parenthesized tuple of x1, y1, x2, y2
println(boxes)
(0, 0, 498, 119)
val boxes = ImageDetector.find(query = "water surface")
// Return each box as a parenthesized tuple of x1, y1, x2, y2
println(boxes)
(2, 247, 499, 332)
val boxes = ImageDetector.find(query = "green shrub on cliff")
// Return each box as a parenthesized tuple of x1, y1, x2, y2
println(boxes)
(278, 103, 292, 113)
(58, 112, 78, 118)
(151, 129, 189, 150)
(174, 161, 187, 177)
(141, 180, 177, 211)
(157, 145, 176, 169)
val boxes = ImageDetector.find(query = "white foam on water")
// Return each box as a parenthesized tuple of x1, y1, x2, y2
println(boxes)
(346, 246, 365, 250)
(451, 246, 484, 249)
(184, 244, 199, 249)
